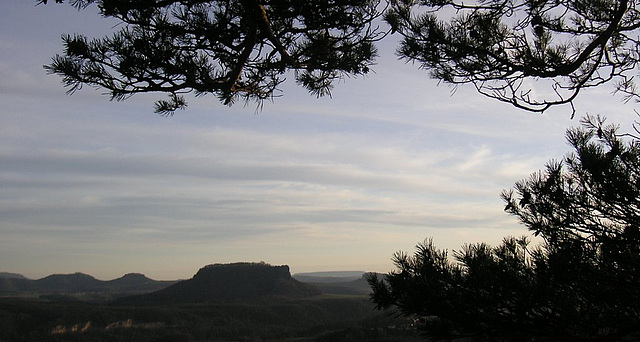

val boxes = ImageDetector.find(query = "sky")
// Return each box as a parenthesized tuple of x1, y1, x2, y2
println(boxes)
(1, 1, 638, 281)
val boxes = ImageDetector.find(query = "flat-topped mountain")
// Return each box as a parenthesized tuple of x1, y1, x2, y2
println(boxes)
(119, 262, 321, 304)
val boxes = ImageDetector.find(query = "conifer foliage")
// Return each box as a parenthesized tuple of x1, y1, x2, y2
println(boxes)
(41, 1, 640, 115)
(386, 0, 640, 114)
(368, 116, 640, 341)
(40, 0, 383, 114)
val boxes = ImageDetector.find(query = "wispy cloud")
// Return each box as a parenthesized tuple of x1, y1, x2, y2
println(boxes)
(2, 1, 635, 280)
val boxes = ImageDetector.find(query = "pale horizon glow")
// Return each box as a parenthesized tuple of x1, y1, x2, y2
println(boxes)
(1, 2, 638, 281)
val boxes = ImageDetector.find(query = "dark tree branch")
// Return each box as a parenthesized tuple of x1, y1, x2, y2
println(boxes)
(40, 0, 383, 114)
(388, 0, 640, 114)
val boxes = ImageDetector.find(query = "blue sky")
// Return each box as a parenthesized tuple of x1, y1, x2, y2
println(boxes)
(1, 1, 637, 280)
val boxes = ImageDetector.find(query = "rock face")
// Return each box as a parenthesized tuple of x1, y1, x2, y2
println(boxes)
(121, 263, 321, 304)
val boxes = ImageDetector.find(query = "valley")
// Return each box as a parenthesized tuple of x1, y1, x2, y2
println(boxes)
(0, 263, 421, 341)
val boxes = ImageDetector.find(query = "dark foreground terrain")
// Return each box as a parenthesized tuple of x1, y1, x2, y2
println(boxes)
(0, 264, 421, 341)
(0, 295, 420, 342)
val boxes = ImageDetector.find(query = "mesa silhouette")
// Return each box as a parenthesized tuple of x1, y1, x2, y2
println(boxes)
(117, 262, 321, 304)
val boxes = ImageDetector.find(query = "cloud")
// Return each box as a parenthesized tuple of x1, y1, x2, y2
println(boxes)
(7, 1, 633, 279)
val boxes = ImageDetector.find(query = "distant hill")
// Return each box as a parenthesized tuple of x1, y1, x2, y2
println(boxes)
(0, 273, 33, 293)
(119, 262, 321, 304)
(105, 273, 174, 293)
(294, 272, 377, 296)
(293, 271, 365, 283)
(0, 272, 176, 299)
(35, 273, 103, 293)
(1, 266, 378, 301)
(313, 276, 373, 295)
(0, 278, 33, 294)
(0, 272, 28, 280)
